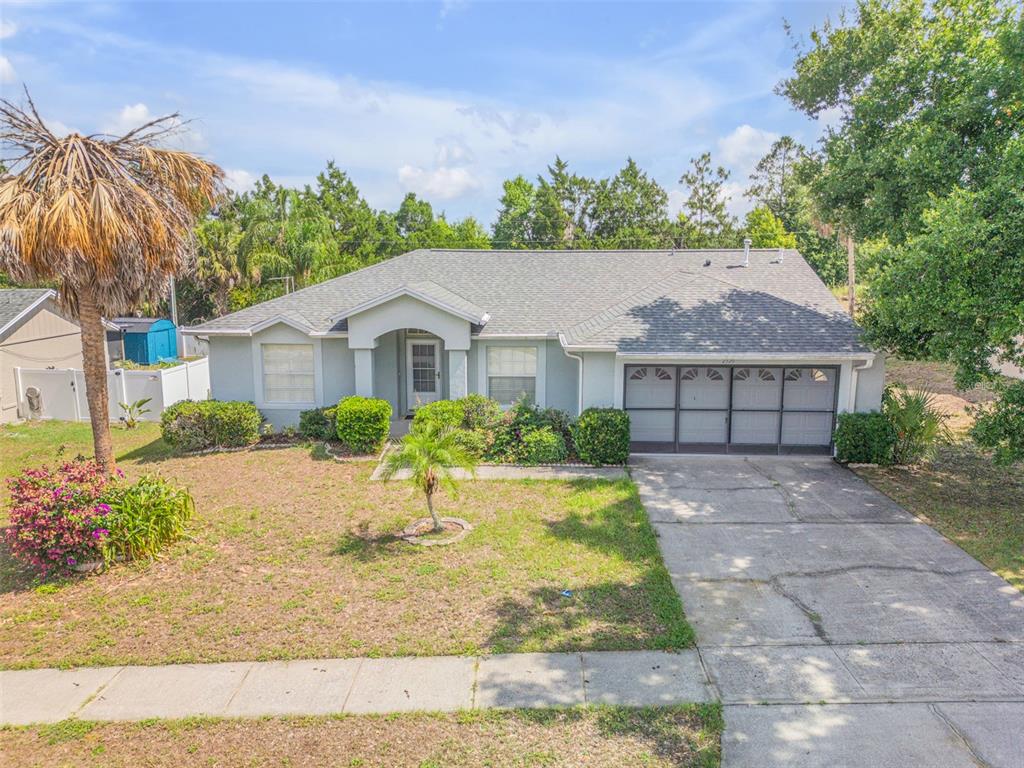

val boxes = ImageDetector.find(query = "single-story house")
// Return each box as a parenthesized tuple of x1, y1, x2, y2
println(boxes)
(185, 247, 885, 455)
(0, 288, 122, 424)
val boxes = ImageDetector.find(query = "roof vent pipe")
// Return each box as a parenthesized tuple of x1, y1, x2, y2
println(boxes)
(778, 246, 784, 264)
(743, 238, 751, 267)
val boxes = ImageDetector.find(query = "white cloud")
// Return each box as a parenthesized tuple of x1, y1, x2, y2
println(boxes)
(101, 102, 206, 150)
(0, 20, 17, 39)
(439, 0, 468, 19)
(223, 168, 257, 193)
(44, 117, 73, 137)
(20, 12, 805, 222)
(717, 124, 779, 172)
(104, 102, 152, 133)
(0, 55, 16, 83)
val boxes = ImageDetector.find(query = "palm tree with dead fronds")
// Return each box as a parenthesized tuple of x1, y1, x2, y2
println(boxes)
(0, 91, 222, 472)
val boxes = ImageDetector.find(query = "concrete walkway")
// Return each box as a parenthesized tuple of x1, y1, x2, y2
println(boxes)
(0, 650, 712, 725)
(633, 454, 1024, 768)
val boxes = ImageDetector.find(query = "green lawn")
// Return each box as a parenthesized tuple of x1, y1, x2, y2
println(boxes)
(1, 705, 723, 768)
(0, 421, 692, 669)
(855, 442, 1024, 593)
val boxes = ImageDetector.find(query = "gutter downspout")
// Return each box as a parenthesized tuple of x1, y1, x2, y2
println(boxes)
(849, 355, 876, 413)
(559, 334, 584, 415)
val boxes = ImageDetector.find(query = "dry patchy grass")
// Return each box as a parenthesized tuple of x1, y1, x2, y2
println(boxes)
(0, 422, 691, 668)
(885, 358, 1000, 404)
(1, 706, 723, 768)
(855, 443, 1024, 593)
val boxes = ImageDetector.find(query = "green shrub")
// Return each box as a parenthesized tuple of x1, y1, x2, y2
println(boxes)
(160, 400, 262, 452)
(101, 476, 194, 564)
(209, 401, 264, 447)
(412, 399, 466, 431)
(834, 411, 897, 465)
(299, 406, 337, 441)
(539, 406, 575, 457)
(970, 380, 1024, 465)
(572, 408, 630, 466)
(335, 396, 392, 453)
(459, 394, 503, 430)
(883, 385, 948, 464)
(520, 427, 568, 465)
(452, 428, 491, 458)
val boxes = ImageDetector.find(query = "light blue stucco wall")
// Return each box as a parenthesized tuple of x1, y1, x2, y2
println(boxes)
(208, 336, 254, 402)
(545, 340, 579, 415)
(322, 339, 355, 405)
(580, 352, 616, 408)
(373, 331, 400, 415)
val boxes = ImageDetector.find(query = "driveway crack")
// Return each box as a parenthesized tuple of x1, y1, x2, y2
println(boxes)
(928, 703, 994, 768)
(744, 458, 804, 522)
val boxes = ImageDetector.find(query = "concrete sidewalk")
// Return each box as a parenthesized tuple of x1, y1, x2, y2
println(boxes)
(0, 650, 711, 725)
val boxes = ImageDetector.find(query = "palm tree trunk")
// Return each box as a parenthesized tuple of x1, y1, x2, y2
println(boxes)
(425, 491, 443, 532)
(77, 284, 114, 474)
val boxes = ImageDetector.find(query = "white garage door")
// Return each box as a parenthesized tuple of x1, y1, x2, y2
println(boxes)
(624, 364, 838, 453)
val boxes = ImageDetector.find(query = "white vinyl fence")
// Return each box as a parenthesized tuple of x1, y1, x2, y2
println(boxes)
(15, 358, 210, 423)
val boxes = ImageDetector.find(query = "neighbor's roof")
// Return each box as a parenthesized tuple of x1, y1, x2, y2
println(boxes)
(111, 317, 175, 334)
(0, 288, 56, 337)
(187, 249, 869, 356)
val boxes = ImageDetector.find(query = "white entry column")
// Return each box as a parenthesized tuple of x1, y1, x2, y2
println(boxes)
(448, 349, 468, 399)
(353, 348, 375, 397)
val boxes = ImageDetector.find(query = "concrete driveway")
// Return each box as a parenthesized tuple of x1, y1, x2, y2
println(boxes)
(633, 455, 1024, 768)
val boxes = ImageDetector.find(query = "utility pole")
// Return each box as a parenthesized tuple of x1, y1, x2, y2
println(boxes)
(846, 233, 856, 316)
(168, 275, 179, 325)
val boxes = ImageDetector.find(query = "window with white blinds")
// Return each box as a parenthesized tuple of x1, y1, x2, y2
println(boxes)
(262, 343, 315, 403)
(487, 346, 537, 406)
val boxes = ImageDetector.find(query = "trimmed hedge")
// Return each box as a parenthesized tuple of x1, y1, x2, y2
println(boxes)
(412, 399, 465, 431)
(834, 411, 897, 465)
(160, 400, 263, 452)
(520, 427, 568, 465)
(335, 396, 392, 454)
(298, 406, 337, 441)
(572, 408, 630, 466)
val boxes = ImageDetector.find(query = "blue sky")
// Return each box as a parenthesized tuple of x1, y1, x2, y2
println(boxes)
(0, 1, 846, 224)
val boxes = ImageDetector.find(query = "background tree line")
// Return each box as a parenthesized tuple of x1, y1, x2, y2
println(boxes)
(177, 147, 844, 323)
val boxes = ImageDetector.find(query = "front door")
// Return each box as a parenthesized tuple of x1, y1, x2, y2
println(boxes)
(406, 339, 441, 410)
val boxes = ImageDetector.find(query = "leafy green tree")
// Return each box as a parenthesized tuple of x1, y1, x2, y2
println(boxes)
(532, 157, 595, 248)
(780, 0, 1021, 244)
(745, 139, 846, 284)
(743, 206, 797, 249)
(591, 158, 673, 248)
(396, 193, 435, 240)
(493, 175, 536, 248)
(310, 162, 397, 269)
(746, 135, 803, 215)
(380, 423, 478, 532)
(782, 0, 1024, 460)
(677, 152, 736, 248)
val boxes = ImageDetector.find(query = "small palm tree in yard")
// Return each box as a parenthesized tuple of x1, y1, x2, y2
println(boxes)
(381, 423, 478, 532)
(0, 92, 221, 473)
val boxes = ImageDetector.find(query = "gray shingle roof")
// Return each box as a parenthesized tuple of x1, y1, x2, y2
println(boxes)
(188, 249, 869, 356)
(0, 289, 54, 337)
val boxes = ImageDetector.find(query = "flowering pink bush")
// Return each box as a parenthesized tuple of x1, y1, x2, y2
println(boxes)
(4, 459, 116, 574)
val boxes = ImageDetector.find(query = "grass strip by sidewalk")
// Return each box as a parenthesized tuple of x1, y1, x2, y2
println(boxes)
(2, 704, 723, 768)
